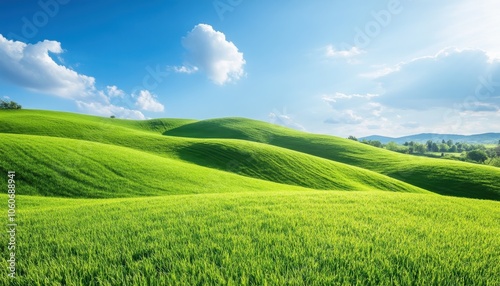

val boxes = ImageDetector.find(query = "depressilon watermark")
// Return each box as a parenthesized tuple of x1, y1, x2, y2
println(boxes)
(7, 171, 17, 279)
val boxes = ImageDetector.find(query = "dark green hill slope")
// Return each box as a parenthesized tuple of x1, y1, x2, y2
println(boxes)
(164, 118, 500, 200)
(0, 133, 313, 198)
(1, 110, 499, 200)
(0, 111, 426, 196)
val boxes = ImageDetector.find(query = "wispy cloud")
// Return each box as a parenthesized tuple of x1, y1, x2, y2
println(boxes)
(373, 48, 500, 110)
(324, 110, 363, 125)
(439, 1, 500, 59)
(171, 65, 198, 74)
(269, 108, 305, 131)
(322, 92, 378, 103)
(324, 45, 365, 63)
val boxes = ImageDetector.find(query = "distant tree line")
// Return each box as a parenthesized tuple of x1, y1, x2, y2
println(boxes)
(348, 135, 500, 167)
(0, 100, 22, 109)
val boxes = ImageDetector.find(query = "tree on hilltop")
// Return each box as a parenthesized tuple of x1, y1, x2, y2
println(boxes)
(0, 100, 22, 109)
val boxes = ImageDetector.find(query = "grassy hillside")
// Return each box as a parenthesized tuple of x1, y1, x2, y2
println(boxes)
(0, 110, 427, 195)
(169, 140, 427, 193)
(0, 133, 312, 198)
(1, 191, 498, 285)
(1, 109, 499, 285)
(0, 109, 195, 135)
(0, 133, 428, 198)
(165, 118, 500, 200)
(1, 110, 499, 200)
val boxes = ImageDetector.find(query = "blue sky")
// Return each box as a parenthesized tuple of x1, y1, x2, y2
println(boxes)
(0, 0, 499, 137)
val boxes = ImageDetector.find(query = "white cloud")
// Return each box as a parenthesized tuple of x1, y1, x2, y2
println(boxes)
(440, 1, 500, 59)
(0, 34, 149, 119)
(76, 101, 146, 120)
(106, 85, 125, 98)
(0, 34, 95, 98)
(360, 67, 394, 79)
(324, 110, 363, 125)
(135, 90, 164, 112)
(319, 93, 382, 128)
(181, 24, 245, 85)
(172, 65, 198, 74)
(322, 93, 381, 118)
(322, 48, 500, 137)
(374, 48, 500, 110)
(322, 92, 378, 103)
(325, 45, 365, 63)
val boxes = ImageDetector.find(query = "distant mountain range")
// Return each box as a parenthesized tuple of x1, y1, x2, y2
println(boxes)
(360, 133, 500, 145)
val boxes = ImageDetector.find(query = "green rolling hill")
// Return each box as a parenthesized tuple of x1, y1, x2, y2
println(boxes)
(166, 117, 500, 200)
(0, 133, 428, 198)
(1, 109, 499, 285)
(0, 133, 313, 198)
(0, 110, 427, 197)
(1, 110, 499, 200)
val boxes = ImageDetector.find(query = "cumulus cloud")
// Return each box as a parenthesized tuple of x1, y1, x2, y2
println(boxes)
(106, 85, 125, 98)
(322, 92, 380, 117)
(76, 101, 146, 120)
(180, 24, 245, 85)
(325, 48, 500, 136)
(134, 90, 164, 112)
(0, 34, 95, 98)
(0, 34, 155, 120)
(320, 92, 383, 127)
(316, 48, 500, 136)
(374, 48, 500, 110)
(325, 45, 365, 63)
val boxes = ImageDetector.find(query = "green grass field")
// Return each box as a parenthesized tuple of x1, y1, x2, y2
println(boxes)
(1, 109, 499, 285)
(425, 152, 462, 158)
(1, 192, 499, 285)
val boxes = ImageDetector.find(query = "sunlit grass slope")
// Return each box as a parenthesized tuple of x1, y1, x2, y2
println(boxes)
(0, 132, 427, 198)
(1, 191, 498, 285)
(0, 110, 427, 194)
(0, 109, 195, 135)
(0, 134, 313, 198)
(165, 118, 500, 200)
(2, 110, 499, 199)
(1, 110, 499, 286)
(171, 140, 427, 193)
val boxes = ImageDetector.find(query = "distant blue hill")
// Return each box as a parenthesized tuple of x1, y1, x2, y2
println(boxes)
(360, 133, 500, 145)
